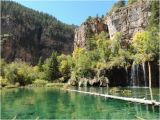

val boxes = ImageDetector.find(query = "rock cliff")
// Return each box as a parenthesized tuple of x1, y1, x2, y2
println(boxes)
(74, 18, 108, 48)
(105, 0, 151, 48)
(74, 0, 151, 49)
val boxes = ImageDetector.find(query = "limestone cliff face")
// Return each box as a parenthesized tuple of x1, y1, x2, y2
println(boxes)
(74, 1, 151, 49)
(105, 0, 151, 47)
(74, 25, 88, 48)
(74, 18, 108, 49)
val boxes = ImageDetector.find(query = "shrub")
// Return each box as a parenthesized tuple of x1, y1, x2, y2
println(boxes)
(33, 79, 48, 86)
(45, 83, 65, 87)
(0, 59, 6, 77)
(0, 76, 8, 87)
(4, 60, 38, 85)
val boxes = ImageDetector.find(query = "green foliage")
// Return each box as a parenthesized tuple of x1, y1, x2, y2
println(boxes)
(86, 16, 92, 22)
(96, 35, 110, 62)
(110, 32, 122, 56)
(45, 83, 65, 87)
(44, 51, 60, 81)
(70, 31, 132, 79)
(72, 48, 93, 78)
(33, 79, 48, 86)
(0, 59, 6, 77)
(147, 0, 159, 30)
(3, 60, 38, 85)
(72, 47, 86, 61)
(86, 35, 97, 50)
(111, 0, 125, 12)
(38, 57, 43, 71)
(132, 31, 159, 63)
(107, 49, 132, 69)
(128, 0, 138, 5)
(0, 76, 8, 87)
(58, 54, 72, 78)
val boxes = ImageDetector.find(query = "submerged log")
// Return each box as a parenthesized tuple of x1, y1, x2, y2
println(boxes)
(67, 89, 160, 106)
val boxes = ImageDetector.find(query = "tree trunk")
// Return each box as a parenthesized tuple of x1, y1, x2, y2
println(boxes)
(148, 61, 153, 100)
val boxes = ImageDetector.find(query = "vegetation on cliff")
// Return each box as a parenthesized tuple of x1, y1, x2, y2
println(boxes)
(1, 1, 76, 64)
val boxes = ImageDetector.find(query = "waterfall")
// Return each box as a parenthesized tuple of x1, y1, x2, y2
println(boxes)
(131, 61, 136, 86)
(142, 62, 148, 101)
(131, 61, 142, 87)
(142, 62, 147, 87)
(125, 68, 128, 84)
(136, 64, 139, 86)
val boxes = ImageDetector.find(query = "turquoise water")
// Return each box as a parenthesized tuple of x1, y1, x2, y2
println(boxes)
(1, 87, 160, 119)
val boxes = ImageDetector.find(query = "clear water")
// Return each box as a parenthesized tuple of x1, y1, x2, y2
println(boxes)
(73, 87, 160, 101)
(1, 87, 160, 119)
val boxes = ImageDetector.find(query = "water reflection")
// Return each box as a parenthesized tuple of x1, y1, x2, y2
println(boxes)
(1, 87, 159, 119)
(71, 86, 160, 101)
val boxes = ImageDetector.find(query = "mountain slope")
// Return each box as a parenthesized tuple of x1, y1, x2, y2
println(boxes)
(1, 1, 76, 64)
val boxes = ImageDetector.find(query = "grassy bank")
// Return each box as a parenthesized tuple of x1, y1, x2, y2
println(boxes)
(0, 82, 70, 90)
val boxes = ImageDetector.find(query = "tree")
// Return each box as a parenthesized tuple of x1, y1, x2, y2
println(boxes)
(45, 51, 60, 81)
(128, 0, 138, 5)
(101, 14, 104, 19)
(147, 0, 159, 30)
(110, 32, 122, 57)
(72, 48, 93, 78)
(86, 16, 92, 22)
(132, 31, 159, 93)
(112, 0, 125, 10)
(58, 54, 72, 79)
(38, 56, 43, 71)
(0, 59, 6, 77)
(95, 32, 111, 62)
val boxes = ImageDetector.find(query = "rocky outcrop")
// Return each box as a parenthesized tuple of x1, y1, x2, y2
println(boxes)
(74, 18, 108, 49)
(68, 76, 109, 87)
(105, 0, 151, 48)
(74, 1, 151, 49)
(74, 25, 88, 48)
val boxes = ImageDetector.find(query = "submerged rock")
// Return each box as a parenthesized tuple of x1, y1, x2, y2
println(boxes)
(99, 76, 109, 87)
(109, 87, 120, 94)
(78, 78, 89, 87)
(68, 79, 78, 86)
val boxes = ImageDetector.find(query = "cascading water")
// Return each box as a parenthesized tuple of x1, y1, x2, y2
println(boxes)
(131, 61, 142, 87)
(142, 62, 147, 87)
(131, 61, 136, 86)
(136, 64, 139, 86)
(142, 62, 148, 101)
(125, 68, 128, 84)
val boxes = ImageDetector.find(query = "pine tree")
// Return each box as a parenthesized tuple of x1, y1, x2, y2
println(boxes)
(45, 51, 59, 81)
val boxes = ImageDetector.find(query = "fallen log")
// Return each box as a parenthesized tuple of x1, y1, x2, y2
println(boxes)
(67, 89, 160, 106)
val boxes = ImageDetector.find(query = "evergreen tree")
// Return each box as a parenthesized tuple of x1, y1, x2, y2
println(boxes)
(128, 0, 138, 5)
(38, 57, 43, 71)
(45, 51, 59, 81)
(113, 0, 125, 9)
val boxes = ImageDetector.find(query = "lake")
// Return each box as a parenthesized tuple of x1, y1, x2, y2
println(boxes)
(1, 87, 159, 119)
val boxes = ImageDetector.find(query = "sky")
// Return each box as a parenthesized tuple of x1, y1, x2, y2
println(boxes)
(13, 0, 118, 26)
